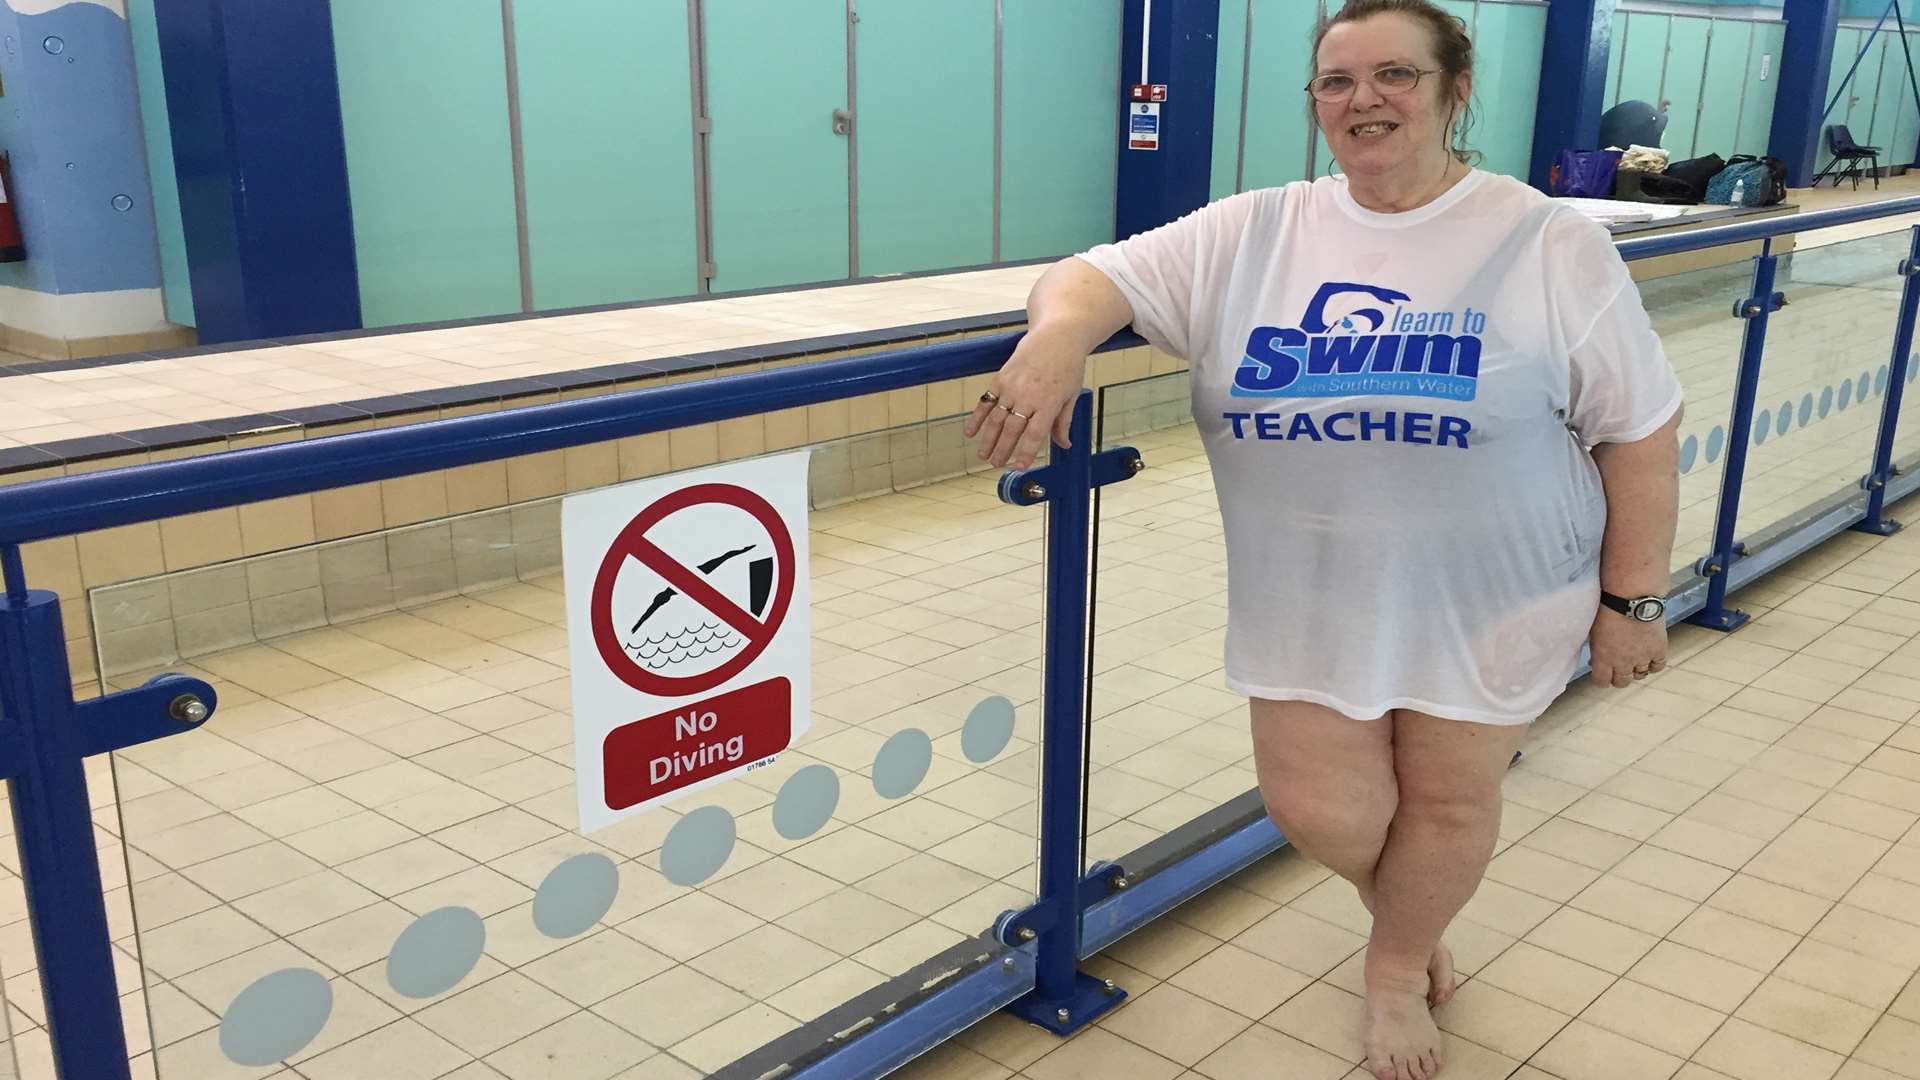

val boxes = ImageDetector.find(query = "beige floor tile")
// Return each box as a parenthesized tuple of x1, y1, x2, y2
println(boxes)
(1610, 845, 1734, 902)
(1705, 874, 1835, 936)
(1107, 919, 1225, 979)
(1810, 903, 1920, 969)
(1774, 938, 1915, 1012)
(1025, 1028, 1184, 1080)
(1745, 819, 1892, 901)
(1850, 1015, 1920, 1079)
(1230, 908, 1364, 978)
(1832, 1059, 1907, 1080)
(1515, 818, 1640, 871)
(1579, 978, 1725, 1057)
(1476, 940, 1615, 1016)
(490, 1009, 654, 1080)
(1456, 879, 1561, 937)
(1669, 906, 1803, 972)
(1167, 943, 1312, 1019)
(1484, 845, 1602, 904)
(1262, 981, 1364, 1063)
(1192, 1022, 1349, 1080)
(1568, 873, 1698, 936)
(1529, 1019, 1681, 1080)
(955, 1013, 1063, 1073)
(1523, 907, 1658, 976)
(1696, 1018, 1848, 1080)
(1626, 940, 1767, 1014)
(1735, 976, 1879, 1055)
(1098, 985, 1253, 1067)
(1430, 978, 1570, 1061)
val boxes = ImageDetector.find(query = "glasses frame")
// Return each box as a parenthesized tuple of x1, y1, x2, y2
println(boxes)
(1305, 64, 1444, 103)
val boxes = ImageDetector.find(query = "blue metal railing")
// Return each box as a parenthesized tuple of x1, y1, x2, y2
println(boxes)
(3, 197, 1920, 1079)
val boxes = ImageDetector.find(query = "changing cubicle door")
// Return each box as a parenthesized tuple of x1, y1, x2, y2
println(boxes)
(702, 0, 852, 293)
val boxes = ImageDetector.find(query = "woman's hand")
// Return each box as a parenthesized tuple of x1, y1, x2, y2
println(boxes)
(1588, 608, 1667, 688)
(965, 327, 1091, 470)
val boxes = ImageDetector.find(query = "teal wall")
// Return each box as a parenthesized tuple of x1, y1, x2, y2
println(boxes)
(331, 0, 522, 328)
(1220, 0, 1546, 192)
(125, 0, 193, 326)
(1605, 9, 1788, 161)
(1001, 0, 1122, 262)
(1821, 23, 1920, 174)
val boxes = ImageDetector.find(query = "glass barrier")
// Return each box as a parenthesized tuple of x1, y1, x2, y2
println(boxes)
(88, 413, 1043, 1079)
(1732, 233, 1905, 541)
(1637, 259, 1756, 577)
(1083, 371, 1247, 871)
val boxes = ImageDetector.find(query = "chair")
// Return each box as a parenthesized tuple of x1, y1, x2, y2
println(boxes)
(1815, 124, 1881, 190)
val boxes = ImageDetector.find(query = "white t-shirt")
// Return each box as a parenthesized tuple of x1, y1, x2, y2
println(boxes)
(1078, 170, 1683, 725)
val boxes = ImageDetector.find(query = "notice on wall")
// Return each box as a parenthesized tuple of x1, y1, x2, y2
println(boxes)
(562, 452, 812, 833)
(1129, 102, 1161, 151)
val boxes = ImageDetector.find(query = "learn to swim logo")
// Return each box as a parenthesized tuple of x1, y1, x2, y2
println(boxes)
(1231, 282, 1490, 402)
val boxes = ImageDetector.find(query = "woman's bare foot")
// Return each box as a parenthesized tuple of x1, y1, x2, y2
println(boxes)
(1365, 975, 1446, 1080)
(1427, 941, 1457, 1007)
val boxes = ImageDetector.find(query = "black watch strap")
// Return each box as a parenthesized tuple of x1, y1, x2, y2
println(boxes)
(1600, 590, 1664, 621)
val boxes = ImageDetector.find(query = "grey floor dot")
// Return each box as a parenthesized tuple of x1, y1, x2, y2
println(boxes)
(1775, 405, 1790, 437)
(388, 907, 486, 999)
(1821, 385, 1835, 417)
(1678, 435, 1698, 475)
(661, 806, 737, 886)
(962, 696, 1017, 763)
(873, 729, 933, 798)
(533, 853, 620, 939)
(1753, 409, 1770, 444)
(220, 968, 332, 1067)
(1841, 380, 1855, 409)
(1799, 394, 1813, 426)
(1706, 426, 1725, 463)
(773, 765, 840, 840)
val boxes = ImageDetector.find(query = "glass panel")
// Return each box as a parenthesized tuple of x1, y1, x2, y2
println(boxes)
(95, 413, 1041, 1078)
(1737, 234, 1905, 539)
(1084, 369, 1248, 871)
(1635, 258, 1755, 577)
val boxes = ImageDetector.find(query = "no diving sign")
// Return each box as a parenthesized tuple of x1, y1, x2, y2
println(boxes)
(563, 452, 812, 833)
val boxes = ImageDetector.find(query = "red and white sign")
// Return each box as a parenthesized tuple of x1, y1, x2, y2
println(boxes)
(1128, 83, 1168, 103)
(563, 453, 811, 833)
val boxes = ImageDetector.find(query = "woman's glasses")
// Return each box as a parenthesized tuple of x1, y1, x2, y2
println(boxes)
(1305, 64, 1441, 103)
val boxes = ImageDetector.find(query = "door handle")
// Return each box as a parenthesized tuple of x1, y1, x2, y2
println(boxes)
(832, 108, 852, 136)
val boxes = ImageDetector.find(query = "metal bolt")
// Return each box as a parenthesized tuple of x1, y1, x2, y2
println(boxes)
(1055, 1008, 1071, 1025)
(1103, 979, 1119, 995)
(1002, 957, 1016, 973)
(1111, 874, 1129, 890)
(168, 693, 208, 724)
(1127, 456, 1145, 474)
(1023, 482, 1047, 501)
(1018, 927, 1036, 942)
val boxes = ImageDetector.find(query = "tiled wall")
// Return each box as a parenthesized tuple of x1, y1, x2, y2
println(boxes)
(65, 341, 1189, 681)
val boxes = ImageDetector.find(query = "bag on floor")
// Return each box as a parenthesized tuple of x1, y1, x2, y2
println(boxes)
(1664, 153, 1727, 202)
(1706, 156, 1787, 206)
(1551, 149, 1624, 198)
(1614, 168, 1699, 205)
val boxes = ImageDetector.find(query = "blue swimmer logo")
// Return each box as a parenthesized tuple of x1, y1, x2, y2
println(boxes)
(1232, 282, 1486, 402)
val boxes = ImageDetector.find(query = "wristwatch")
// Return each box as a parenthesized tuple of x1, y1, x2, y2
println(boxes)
(1600, 590, 1667, 623)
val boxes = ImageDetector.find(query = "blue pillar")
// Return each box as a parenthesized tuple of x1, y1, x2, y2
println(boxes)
(1114, 0, 1220, 240)
(1772, 0, 1842, 187)
(151, 0, 360, 344)
(1528, 0, 1617, 190)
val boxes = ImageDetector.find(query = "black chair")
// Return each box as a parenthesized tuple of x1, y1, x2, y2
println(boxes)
(1814, 124, 1881, 190)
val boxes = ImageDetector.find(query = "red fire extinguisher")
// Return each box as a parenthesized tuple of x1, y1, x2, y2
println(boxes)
(0, 154, 24, 263)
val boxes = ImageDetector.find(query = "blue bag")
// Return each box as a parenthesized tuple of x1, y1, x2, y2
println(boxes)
(1705, 156, 1776, 206)
(1551, 149, 1623, 198)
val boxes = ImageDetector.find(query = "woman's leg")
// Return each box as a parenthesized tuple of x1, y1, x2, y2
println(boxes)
(1248, 700, 1456, 1005)
(1362, 709, 1530, 1080)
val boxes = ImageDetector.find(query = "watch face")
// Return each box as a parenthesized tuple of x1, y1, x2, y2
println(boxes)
(1633, 598, 1665, 622)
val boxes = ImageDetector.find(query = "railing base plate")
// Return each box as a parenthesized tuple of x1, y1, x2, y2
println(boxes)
(1004, 972, 1127, 1036)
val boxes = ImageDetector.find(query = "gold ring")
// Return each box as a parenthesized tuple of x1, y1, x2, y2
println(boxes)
(1009, 409, 1030, 420)
(980, 391, 1000, 404)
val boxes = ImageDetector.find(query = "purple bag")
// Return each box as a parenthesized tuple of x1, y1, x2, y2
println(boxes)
(1551, 149, 1624, 198)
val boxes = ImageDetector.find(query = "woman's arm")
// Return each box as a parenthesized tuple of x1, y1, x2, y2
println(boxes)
(967, 258, 1135, 470)
(1586, 408, 1683, 688)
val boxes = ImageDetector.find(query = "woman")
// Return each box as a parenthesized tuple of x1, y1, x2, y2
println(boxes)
(966, 2, 1682, 1078)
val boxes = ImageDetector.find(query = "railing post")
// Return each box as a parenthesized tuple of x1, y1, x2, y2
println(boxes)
(0, 545, 136, 1080)
(993, 391, 1135, 1035)
(1854, 225, 1920, 535)
(1689, 242, 1783, 633)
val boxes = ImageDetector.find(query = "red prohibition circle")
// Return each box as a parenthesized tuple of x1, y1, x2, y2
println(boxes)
(589, 483, 796, 698)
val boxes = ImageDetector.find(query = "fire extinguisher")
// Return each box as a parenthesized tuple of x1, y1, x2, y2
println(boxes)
(0, 154, 24, 263)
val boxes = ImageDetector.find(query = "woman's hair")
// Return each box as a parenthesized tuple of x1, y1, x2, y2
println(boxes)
(1310, 0, 1482, 168)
